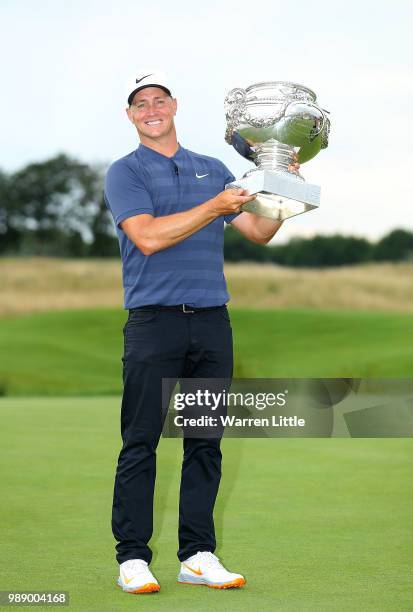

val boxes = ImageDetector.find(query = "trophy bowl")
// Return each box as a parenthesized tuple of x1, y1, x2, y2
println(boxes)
(225, 81, 330, 220)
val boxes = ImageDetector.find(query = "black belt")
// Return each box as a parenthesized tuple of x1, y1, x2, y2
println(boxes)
(129, 304, 225, 314)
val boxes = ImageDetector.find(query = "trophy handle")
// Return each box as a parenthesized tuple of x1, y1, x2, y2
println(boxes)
(224, 87, 247, 144)
(298, 109, 330, 164)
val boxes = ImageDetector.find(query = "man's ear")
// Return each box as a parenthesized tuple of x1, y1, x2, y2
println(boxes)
(172, 97, 178, 115)
(126, 107, 134, 123)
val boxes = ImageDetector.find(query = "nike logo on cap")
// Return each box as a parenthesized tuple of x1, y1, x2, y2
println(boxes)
(136, 73, 153, 84)
(196, 173, 209, 179)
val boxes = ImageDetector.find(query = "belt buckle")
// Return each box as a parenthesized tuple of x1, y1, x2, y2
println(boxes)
(182, 304, 195, 313)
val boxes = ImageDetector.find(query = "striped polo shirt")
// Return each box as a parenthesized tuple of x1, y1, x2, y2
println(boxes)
(104, 143, 240, 309)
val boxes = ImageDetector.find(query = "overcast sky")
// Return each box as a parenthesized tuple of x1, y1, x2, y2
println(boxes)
(1, 0, 412, 242)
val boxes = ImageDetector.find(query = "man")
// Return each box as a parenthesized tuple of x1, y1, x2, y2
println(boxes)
(104, 70, 293, 594)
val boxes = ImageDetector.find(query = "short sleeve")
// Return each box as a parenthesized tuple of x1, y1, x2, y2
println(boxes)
(104, 160, 154, 228)
(221, 163, 243, 224)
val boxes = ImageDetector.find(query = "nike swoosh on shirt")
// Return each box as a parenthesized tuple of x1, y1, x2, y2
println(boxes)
(136, 73, 153, 84)
(182, 563, 203, 576)
(196, 173, 209, 179)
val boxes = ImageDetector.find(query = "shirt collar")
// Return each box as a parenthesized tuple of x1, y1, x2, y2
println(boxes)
(136, 142, 186, 162)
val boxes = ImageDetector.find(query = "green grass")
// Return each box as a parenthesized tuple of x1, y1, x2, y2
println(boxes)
(1, 308, 413, 396)
(0, 396, 412, 611)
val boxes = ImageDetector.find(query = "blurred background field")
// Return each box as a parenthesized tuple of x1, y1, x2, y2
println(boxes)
(2, 257, 413, 315)
(1, 307, 413, 396)
(1, 258, 413, 396)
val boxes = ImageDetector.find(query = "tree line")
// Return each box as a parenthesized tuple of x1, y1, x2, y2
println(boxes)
(224, 226, 413, 267)
(1, 154, 412, 267)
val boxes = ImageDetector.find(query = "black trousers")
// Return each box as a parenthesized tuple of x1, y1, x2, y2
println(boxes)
(111, 306, 233, 564)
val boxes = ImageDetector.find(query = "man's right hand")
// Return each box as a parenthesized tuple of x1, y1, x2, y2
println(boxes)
(209, 188, 257, 217)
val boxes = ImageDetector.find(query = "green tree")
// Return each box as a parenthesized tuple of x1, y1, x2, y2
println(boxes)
(0, 154, 117, 256)
(0, 169, 22, 254)
(373, 229, 413, 262)
(89, 196, 119, 257)
(269, 235, 372, 267)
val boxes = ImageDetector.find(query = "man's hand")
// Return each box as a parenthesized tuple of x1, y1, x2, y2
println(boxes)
(209, 188, 256, 216)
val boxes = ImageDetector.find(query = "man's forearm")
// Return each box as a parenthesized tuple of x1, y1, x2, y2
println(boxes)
(123, 200, 218, 255)
(231, 211, 283, 245)
(252, 216, 283, 244)
(144, 201, 220, 252)
(121, 189, 256, 256)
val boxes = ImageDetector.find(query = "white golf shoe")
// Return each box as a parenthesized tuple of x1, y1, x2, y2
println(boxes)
(117, 559, 160, 594)
(178, 551, 246, 589)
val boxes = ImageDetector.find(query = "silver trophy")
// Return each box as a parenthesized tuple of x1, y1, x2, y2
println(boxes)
(225, 81, 330, 220)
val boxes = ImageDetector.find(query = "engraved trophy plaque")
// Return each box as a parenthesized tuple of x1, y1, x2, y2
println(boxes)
(225, 81, 330, 220)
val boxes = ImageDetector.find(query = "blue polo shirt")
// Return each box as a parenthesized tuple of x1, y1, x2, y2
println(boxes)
(104, 143, 240, 309)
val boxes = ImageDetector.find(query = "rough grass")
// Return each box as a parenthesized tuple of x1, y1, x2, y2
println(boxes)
(1, 257, 413, 316)
(1, 396, 412, 611)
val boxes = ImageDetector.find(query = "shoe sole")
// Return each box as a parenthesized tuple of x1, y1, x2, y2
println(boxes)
(178, 577, 246, 589)
(117, 582, 160, 594)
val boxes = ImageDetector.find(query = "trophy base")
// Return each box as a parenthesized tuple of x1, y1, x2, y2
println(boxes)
(226, 170, 320, 221)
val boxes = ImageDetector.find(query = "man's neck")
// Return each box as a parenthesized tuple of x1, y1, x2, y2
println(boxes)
(139, 134, 179, 158)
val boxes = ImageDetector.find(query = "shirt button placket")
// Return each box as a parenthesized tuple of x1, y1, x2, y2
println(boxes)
(172, 161, 182, 208)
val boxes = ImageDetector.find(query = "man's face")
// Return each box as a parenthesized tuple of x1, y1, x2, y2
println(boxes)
(126, 87, 177, 141)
